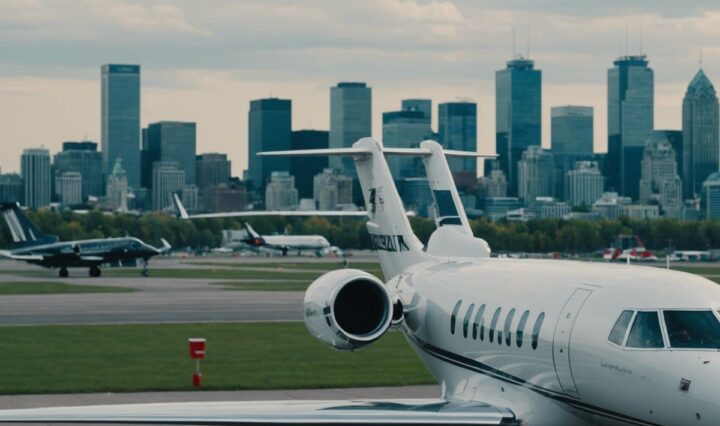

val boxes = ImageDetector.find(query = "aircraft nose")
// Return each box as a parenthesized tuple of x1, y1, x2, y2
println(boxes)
(680, 355, 720, 421)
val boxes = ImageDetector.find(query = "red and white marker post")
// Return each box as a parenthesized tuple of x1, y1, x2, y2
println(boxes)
(188, 338, 206, 387)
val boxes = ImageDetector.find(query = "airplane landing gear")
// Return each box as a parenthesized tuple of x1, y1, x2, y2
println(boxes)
(282, 247, 289, 256)
(58, 267, 69, 278)
(141, 259, 150, 277)
(89, 266, 101, 277)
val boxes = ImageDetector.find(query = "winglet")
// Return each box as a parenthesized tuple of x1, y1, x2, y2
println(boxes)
(171, 193, 189, 219)
(159, 238, 172, 253)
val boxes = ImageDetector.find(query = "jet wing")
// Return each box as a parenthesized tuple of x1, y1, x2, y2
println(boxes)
(0, 399, 518, 425)
(0, 250, 43, 261)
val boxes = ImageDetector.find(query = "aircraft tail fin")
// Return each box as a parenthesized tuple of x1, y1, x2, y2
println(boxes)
(242, 223, 261, 239)
(0, 203, 59, 248)
(171, 193, 189, 219)
(260, 138, 432, 278)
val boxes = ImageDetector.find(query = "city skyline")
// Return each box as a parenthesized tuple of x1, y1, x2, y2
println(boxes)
(1, 1, 718, 176)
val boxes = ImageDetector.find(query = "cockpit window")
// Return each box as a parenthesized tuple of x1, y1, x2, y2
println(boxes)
(626, 311, 664, 349)
(663, 310, 720, 349)
(608, 310, 634, 345)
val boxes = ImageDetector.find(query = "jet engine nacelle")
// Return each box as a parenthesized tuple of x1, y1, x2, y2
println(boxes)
(303, 269, 393, 351)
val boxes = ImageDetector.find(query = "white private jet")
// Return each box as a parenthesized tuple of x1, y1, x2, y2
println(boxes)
(2, 139, 719, 425)
(229, 222, 332, 256)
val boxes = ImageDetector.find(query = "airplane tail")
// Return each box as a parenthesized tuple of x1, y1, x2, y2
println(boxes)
(242, 223, 261, 239)
(171, 193, 189, 219)
(259, 138, 485, 277)
(0, 203, 59, 249)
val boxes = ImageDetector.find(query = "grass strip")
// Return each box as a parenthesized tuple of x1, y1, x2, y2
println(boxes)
(0, 322, 434, 395)
(214, 281, 310, 291)
(0, 281, 134, 295)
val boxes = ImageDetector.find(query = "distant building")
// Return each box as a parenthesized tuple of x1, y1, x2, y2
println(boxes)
(517, 146, 555, 204)
(592, 192, 632, 220)
(438, 102, 477, 174)
(401, 178, 433, 217)
(265, 171, 298, 210)
(485, 165, 508, 198)
(484, 197, 522, 221)
(314, 168, 353, 210)
(101, 64, 141, 188)
(639, 131, 683, 217)
(152, 162, 185, 211)
(196, 153, 231, 190)
(329, 82, 371, 179)
(683, 69, 719, 198)
(21, 148, 51, 209)
(248, 98, 292, 191)
(291, 130, 329, 199)
(496, 58, 542, 195)
(551, 106, 594, 194)
(565, 161, 604, 208)
(54, 172, 82, 206)
(703, 172, 720, 219)
(53, 141, 104, 200)
(620, 204, 660, 220)
(181, 184, 200, 213)
(529, 198, 572, 219)
(203, 184, 247, 213)
(105, 158, 128, 212)
(383, 105, 432, 181)
(145, 121, 197, 187)
(0, 173, 23, 204)
(606, 55, 654, 199)
(402, 99, 432, 121)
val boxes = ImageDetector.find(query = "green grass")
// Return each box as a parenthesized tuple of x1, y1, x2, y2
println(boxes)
(0, 322, 434, 395)
(215, 281, 311, 291)
(672, 266, 720, 275)
(0, 281, 134, 295)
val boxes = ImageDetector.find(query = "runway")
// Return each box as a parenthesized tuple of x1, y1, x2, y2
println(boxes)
(0, 256, 369, 326)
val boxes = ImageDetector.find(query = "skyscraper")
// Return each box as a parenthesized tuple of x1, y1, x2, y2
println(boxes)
(551, 106, 594, 163)
(101, 64, 141, 188)
(21, 148, 51, 209)
(265, 171, 298, 211)
(313, 168, 353, 210)
(495, 58, 542, 195)
(682, 69, 719, 198)
(248, 98, 292, 191)
(565, 161, 604, 208)
(401, 99, 432, 122)
(383, 102, 432, 181)
(53, 141, 104, 200)
(517, 146, 555, 204)
(607, 55, 654, 200)
(152, 162, 185, 211)
(291, 130, 329, 199)
(438, 102, 478, 174)
(145, 121, 197, 185)
(639, 131, 683, 217)
(196, 153, 231, 190)
(54, 172, 82, 206)
(329, 82, 371, 178)
(0, 173, 23, 204)
(106, 159, 128, 212)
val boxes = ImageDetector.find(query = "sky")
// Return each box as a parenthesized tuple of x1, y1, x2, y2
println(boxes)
(1, 0, 719, 176)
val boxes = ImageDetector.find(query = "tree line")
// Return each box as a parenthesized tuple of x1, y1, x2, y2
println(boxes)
(3, 209, 720, 254)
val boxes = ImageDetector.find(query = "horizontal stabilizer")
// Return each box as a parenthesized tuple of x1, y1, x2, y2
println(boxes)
(0, 250, 43, 261)
(258, 147, 495, 158)
(178, 210, 369, 220)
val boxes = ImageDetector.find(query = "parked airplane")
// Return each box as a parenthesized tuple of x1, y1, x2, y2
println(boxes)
(2, 139, 719, 425)
(0, 203, 170, 277)
(226, 222, 332, 256)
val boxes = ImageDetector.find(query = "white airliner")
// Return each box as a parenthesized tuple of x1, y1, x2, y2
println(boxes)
(229, 222, 332, 256)
(2, 139, 720, 425)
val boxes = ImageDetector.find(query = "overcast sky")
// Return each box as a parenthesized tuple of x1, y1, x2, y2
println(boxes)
(1, 0, 719, 176)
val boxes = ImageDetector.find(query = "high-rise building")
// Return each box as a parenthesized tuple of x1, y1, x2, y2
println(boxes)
(383, 103, 432, 181)
(248, 98, 292, 191)
(0, 173, 23, 204)
(101, 64, 141, 188)
(438, 102, 478, 175)
(703, 172, 720, 219)
(329, 82, 371, 178)
(551, 105, 594, 168)
(485, 168, 508, 198)
(682, 69, 719, 198)
(21, 148, 51, 209)
(181, 184, 200, 213)
(639, 131, 683, 217)
(55, 172, 82, 206)
(265, 171, 298, 210)
(53, 141, 104, 200)
(196, 153, 231, 190)
(565, 161, 604, 208)
(401, 99, 432, 122)
(152, 162, 185, 211)
(495, 58, 542, 195)
(517, 146, 555, 204)
(105, 159, 128, 212)
(607, 55, 654, 200)
(203, 183, 247, 213)
(145, 121, 197, 186)
(291, 130, 329, 199)
(313, 168, 353, 210)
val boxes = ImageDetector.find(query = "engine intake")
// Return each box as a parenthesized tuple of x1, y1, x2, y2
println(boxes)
(304, 269, 392, 351)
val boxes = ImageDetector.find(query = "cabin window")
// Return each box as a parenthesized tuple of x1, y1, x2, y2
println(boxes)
(608, 310, 634, 345)
(516, 310, 530, 348)
(504, 308, 516, 346)
(531, 312, 545, 350)
(663, 310, 720, 349)
(463, 304, 475, 338)
(473, 304, 486, 340)
(450, 300, 462, 335)
(626, 311, 664, 349)
(489, 307, 502, 343)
